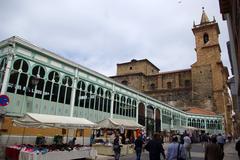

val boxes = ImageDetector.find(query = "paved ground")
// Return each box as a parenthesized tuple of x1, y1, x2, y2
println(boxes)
(96, 142, 239, 160)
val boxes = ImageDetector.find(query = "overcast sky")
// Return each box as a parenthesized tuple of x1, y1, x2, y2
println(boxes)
(0, 0, 230, 76)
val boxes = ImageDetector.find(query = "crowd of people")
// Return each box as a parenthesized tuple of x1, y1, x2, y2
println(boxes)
(112, 131, 236, 160)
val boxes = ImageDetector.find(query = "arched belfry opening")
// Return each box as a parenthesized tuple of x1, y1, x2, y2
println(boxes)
(203, 33, 209, 44)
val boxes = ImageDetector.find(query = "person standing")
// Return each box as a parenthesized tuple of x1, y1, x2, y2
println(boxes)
(145, 133, 166, 160)
(183, 134, 191, 160)
(205, 136, 223, 160)
(113, 135, 121, 160)
(235, 138, 240, 160)
(135, 135, 143, 160)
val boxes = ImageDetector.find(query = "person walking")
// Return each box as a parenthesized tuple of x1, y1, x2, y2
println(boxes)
(205, 136, 223, 160)
(217, 133, 225, 151)
(134, 135, 143, 160)
(113, 135, 121, 160)
(235, 137, 240, 160)
(167, 136, 186, 160)
(201, 133, 209, 149)
(183, 134, 191, 160)
(145, 133, 166, 160)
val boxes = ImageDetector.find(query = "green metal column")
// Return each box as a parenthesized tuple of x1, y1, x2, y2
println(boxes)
(1, 46, 15, 94)
(171, 111, 173, 129)
(70, 68, 78, 117)
(153, 108, 156, 132)
(160, 109, 163, 131)
(110, 84, 115, 118)
(136, 101, 140, 123)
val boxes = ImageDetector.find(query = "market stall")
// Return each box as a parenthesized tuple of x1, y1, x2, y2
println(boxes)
(93, 118, 144, 156)
(5, 113, 98, 160)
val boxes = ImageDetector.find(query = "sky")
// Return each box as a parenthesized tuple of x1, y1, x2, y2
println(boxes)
(0, 0, 230, 77)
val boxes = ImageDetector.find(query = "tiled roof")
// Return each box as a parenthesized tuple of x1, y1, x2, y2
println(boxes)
(186, 107, 216, 115)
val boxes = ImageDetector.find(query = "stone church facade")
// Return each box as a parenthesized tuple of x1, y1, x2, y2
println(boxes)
(111, 10, 233, 133)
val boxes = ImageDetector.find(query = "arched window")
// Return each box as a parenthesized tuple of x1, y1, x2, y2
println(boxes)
(121, 80, 128, 86)
(95, 87, 104, 111)
(206, 120, 210, 129)
(214, 120, 218, 129)
(113, 94, 120, 114)
(74, 80, 86, 107)
(120, 96, 126, 115)
(44, 71, 59, 101)
(210, 120, 214, 129)
(27, 65, 45, 99)
(192, 119, 196, 127)
(58, 76, 72, 104)
(8, 59, 29, 95)
(188, 119, 191, 126)
(85, 84, 95, 109)
(126, 98, 131, 117)
(132, 100, 137, 117)
(203, 33, 209, 44)
(104, 90, 111, 113)
(197, 119, 200, 128)
(201, 119, 205, 129)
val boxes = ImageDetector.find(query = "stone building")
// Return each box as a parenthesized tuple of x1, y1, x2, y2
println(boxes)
(219, 0, 240, 137)
(111, 9, 233, 133)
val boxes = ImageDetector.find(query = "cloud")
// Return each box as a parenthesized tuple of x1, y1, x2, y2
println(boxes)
(0, 0, 230, 76)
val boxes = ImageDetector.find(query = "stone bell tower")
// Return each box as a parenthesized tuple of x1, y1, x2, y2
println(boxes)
(191, 8, 232, 133)
(191, 8, 229, 114)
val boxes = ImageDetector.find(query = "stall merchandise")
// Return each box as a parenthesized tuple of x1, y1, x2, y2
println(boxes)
(5, 145, 22, 160)
(19, 146, 97, 160)
(5, 113, 98, 160)
(5, 144, 97, 160)
(93, 118, 143, 156)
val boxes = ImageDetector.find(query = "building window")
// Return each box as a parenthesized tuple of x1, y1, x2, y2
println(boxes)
(150, 83, 155, 90)
(203, 33, 209, 44)
(167, 82, 172, 89)
(121, 80, 128, 86)
(185, 80, 191, 87)
(129, 67, 132, 70)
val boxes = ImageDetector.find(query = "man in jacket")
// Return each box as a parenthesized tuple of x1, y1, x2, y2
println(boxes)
(145, 133, 166, 160)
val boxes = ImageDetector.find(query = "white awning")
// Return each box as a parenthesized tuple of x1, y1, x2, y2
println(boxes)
(13, 113, 97, 129)
(97, 118, 144, 130)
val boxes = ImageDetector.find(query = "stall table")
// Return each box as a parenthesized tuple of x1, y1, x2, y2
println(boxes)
(92, 144, 134, 156)
(19, 147, 97, 160)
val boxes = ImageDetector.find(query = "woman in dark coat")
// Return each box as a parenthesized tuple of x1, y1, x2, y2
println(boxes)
(145, 133, 166, 160)
(205, 136, 223, 160)
(113, 135, 121, 160)
(135, 135, 144, 160)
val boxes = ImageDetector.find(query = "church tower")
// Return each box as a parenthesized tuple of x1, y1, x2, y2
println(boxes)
(191, 8, 231, 132)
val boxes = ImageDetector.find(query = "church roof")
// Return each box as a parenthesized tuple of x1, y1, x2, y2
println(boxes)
(117, 59, 160, 71)
(200, 7, 210, 24)
(186, 107, 216, 115)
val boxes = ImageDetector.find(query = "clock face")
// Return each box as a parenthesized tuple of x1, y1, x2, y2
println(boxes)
(0, 95, 9, 106)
